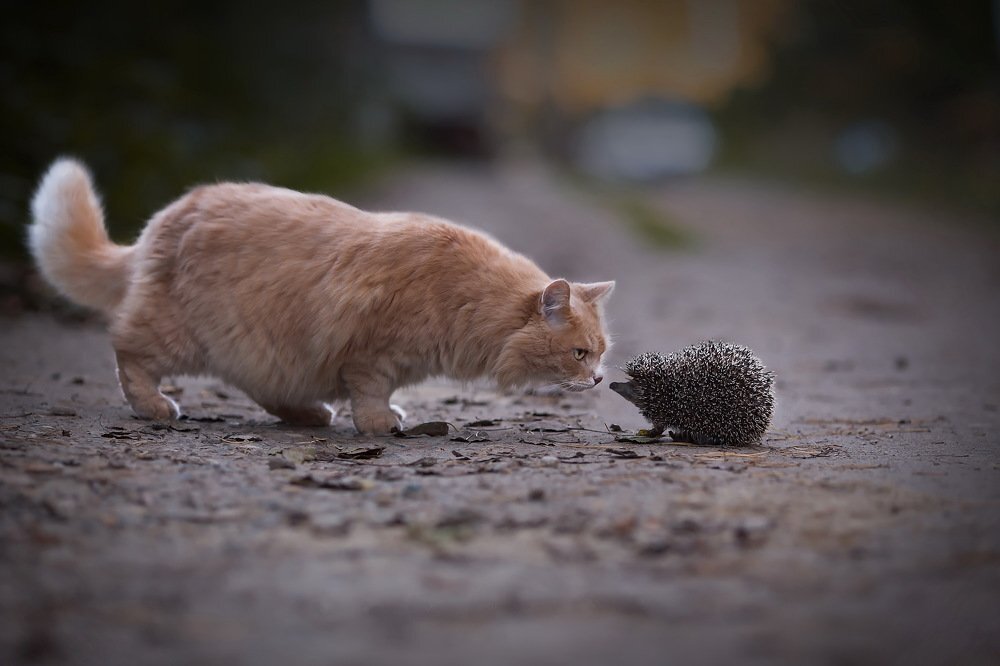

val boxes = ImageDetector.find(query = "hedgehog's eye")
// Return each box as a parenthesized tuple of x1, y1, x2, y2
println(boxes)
(573, 348, 587, 361)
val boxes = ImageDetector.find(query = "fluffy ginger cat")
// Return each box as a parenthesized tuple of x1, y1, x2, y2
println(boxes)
(29, 158, 614, 434)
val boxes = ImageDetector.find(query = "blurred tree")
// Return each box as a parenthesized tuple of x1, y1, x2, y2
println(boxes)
(1, 0, 386, 257)
(716, 0, 1000, 213)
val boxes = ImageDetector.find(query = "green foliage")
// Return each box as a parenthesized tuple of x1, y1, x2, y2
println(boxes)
(559, 171, 695, 251)
(610, 195, 694, 250)
(0, 0, 388, 258)
(713, 0, 1000, 216)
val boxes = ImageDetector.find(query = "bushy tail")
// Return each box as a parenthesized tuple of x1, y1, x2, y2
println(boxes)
(29, 158, 133, 313)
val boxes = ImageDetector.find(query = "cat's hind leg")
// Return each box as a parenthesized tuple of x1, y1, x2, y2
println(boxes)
(110, 289, 201, 421)
(259, 402, 333, 427)
(115, 350, 179, 421)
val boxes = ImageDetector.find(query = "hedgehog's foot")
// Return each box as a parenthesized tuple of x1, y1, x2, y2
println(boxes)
(668, 429, 723, 446)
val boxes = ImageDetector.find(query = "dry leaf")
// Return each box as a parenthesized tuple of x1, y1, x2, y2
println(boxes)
(523, 421, 570, 433)
(605, 447, 644, 459)
(394, 421, 450, 438)
(336, 446, 386, 460)
(290, 473, 372, 491)
(615, 434, 663, 444)
(450, 431, 491, 443)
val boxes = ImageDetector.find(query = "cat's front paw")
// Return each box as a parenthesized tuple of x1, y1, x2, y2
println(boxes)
(132, 394, 180, 421)
(352, 409, 402, 435)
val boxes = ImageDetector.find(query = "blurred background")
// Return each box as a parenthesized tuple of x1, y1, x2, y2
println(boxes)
(3, 7, 1000, 663)
(1, 0, 997, 258)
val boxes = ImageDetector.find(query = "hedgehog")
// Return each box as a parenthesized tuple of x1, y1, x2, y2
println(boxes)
(609, 341, 774, 447)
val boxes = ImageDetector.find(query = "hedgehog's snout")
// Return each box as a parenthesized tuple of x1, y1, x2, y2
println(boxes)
(609, 380, 638, 404)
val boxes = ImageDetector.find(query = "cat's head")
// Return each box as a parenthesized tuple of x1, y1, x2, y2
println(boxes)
(495, 279, 614, 391)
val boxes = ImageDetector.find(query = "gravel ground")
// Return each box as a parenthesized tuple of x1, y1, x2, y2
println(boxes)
(2, 160, 999, 666)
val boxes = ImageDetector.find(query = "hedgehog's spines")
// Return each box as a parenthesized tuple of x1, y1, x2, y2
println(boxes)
(620, 340, 774, 447)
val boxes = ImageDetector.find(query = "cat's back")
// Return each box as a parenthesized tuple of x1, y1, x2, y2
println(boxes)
(163, 182, 365, 244)
(132, 182, 368, 275)
(367, 210, 548, 289)
(136, 180, 544, 294)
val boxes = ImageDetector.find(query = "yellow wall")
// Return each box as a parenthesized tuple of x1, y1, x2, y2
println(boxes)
(497, 0, 791, 115)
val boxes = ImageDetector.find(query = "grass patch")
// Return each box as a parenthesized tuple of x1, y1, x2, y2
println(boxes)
(557, 169, 697, 252)
(610, 194, 694, 250)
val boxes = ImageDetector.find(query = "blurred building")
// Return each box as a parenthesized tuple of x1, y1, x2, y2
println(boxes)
(495, 0, 788, 117)
(371, 0, 791, 178)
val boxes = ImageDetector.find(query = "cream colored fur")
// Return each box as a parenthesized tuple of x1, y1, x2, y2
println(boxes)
(29, 158, 615, 434)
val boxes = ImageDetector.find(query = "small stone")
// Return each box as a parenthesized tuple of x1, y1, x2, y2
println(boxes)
(48, 407, 77, 417)
(375, 467, 405, 481)
(636, 537, 672, 557)
(436, 507, 484, 529)
(310, 514, 353, 537)
(734, 517, 771, 548)
(401, 483, 423, 499)
(539, 455, 558, 467)
(268, 457, 296, 470)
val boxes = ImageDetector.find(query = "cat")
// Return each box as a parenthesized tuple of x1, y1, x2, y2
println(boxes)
(29, 158, 615, 434)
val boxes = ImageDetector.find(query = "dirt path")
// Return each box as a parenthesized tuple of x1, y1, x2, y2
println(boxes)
(2, 161, 999, 665)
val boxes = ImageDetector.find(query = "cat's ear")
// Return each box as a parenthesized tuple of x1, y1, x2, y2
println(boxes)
(540, 279, 572, 326)
(577, 281, 615, 304)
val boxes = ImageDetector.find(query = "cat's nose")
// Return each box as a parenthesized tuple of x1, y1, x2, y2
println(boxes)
(593, 375, 603, 385)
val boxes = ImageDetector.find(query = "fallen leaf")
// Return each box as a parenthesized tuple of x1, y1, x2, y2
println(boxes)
(222, 433, 262, 443)
(523, 421, 570, 433)
(281, 446, 318, 464)
(467, 419, 500, 427)
(47, 407, 77, 417)
(435, 507, 484, 528)
(605, 447, 644, 459)
(143, 423, 199, 433)
(407, 457, 439, 467)
(290, 473, 372, 491)
(615, 434, 664, 444)
(782, 445, 840, 458)
(101, 428, 140, 440)
(375, 467, 406, 481)
(394, 421, 450, 438)
(336, 445, 386, 460)
(24, 462, 64, 474)
(168, 423, 200, 432)
(450, 431, 491, 443)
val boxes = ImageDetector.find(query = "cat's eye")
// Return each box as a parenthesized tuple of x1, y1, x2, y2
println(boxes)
(573, 348, 587, 361)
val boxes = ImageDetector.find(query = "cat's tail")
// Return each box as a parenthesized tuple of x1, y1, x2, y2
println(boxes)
(29, 158, 134, 314)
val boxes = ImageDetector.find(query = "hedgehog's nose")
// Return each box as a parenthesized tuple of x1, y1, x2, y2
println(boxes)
(593, 375, 603, 385)
(609, 381, 637, 403)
